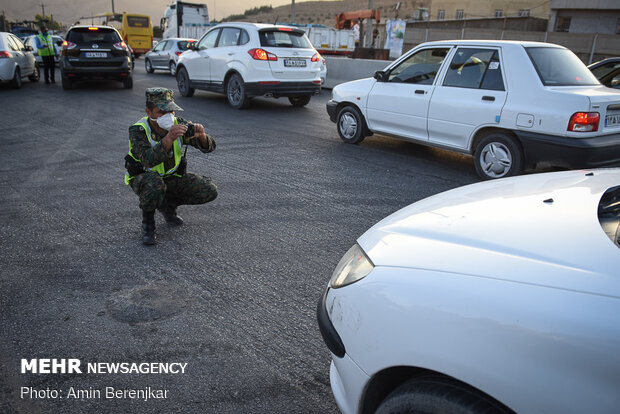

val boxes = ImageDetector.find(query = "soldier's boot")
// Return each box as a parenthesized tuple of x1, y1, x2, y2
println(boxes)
(142, 211, 156, 245)
(158, 198, 183, 226)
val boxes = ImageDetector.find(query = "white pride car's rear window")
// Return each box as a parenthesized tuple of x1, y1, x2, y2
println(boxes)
(526, 47, 600, 86)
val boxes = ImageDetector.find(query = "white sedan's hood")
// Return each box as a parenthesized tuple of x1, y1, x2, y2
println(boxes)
(358, 169, 620, 297)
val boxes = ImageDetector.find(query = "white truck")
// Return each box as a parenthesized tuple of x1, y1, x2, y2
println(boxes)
(303, 26, 356, 56)
(161, 1, 211, 39)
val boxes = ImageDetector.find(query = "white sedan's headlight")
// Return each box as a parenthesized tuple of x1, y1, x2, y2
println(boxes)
(330, 244, 374, 288)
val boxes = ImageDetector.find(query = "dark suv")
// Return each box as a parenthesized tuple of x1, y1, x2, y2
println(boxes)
(60, 25, 133, 90)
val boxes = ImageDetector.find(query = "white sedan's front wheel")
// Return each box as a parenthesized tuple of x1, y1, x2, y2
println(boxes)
(337, 106, 366, 144)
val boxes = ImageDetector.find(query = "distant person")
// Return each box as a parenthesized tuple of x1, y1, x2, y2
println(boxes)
(124, 88, 218, 245)
(371, 28, 381, 49)
(36, 25, 57, 84)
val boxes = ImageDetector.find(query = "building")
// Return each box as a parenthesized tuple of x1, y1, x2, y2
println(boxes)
(548, 0, 620, 34)
(429, 0, 550, 21)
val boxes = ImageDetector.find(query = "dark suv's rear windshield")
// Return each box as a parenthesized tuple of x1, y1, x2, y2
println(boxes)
(259, 30, 312, 49)
(526, 47, 599, 86)
(67, 28, 121, 44)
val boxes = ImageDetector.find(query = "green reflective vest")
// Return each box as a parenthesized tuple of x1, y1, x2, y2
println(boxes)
(37, 33, 55, 57)
(124, 116, 183, 185)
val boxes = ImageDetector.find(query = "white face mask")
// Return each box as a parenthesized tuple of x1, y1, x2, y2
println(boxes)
(151, 112, 175, 130)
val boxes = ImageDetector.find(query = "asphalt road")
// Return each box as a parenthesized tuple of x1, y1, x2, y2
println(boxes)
(0, 60, 478, 413)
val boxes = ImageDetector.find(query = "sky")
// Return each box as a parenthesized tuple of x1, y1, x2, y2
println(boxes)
(3, 0, 335, 25)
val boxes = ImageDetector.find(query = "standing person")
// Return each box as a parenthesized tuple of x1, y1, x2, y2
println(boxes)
(36, 25, 57, 84)
(124, 88, 218, 245)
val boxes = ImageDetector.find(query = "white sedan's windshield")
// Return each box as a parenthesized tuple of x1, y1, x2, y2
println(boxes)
(526, 47, 600, 86)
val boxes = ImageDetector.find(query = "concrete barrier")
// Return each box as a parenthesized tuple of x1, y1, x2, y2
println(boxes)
(324, 56, 391, 89)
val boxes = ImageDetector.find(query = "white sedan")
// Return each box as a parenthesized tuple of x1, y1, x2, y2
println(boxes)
(318, 168, 620, 414)
(326, 40, 620, 180)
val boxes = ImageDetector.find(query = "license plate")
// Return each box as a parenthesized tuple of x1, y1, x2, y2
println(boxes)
(605, 113, 620, 127)
(284, 59, 306, 68)
(85, 52, 107, 58)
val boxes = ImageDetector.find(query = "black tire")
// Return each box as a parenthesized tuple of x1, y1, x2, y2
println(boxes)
(145, 58, 154, 73)
(28, 66, 40, 82)
(61, 76, 73, 90)
(336, 105, 366, 144)
(176, 67, 195, 97)
(473, 133, 523, 180)
(9, 67, 21, 89)
(169, 61, 177, 76)
(376, 375, 513, 414)
(289, 95, 311, 107)
(226, 73, 250, 109)
(123, 76, 133, 89)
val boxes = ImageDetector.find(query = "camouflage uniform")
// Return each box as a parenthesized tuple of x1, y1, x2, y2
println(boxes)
(127, 114, 218, 212)
(125, 87, 218, 244)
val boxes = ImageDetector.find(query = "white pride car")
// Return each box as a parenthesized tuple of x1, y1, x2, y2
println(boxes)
(317, 168, 620, 414)
(176, 22, 322, 109)
(326, 40, 620, 180)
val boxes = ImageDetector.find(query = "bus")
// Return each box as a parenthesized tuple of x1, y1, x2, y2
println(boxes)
(95, 12, 152, 56)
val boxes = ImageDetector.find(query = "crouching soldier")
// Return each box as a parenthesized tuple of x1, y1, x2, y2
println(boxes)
(125, 87, 218, 245)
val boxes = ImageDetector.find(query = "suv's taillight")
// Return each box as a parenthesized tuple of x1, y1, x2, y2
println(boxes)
(248, 48, 277, 61)
(568, 112, 599, 132)
(0, 51, 10, 58)
(113, 41, 128, 51)
(63, 40, 76, 50)
(311, 52, 320, 62)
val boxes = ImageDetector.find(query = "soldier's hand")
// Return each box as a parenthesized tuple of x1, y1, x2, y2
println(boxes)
(166, 124, 188, 140)
(193, 123, 205, 134)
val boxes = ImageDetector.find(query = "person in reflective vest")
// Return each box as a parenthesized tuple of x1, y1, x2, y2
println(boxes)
(125, 87, 218, 245)
(36, 25, 57, 84)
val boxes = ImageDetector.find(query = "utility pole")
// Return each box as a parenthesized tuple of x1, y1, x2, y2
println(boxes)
(41, 4, 45, 19)
(291, 0, 295, 23)
(112, 0, 115, 13)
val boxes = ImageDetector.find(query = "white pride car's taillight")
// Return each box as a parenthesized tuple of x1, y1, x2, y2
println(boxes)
(330, 244, 374, 289)
(568, 112, 599, 132)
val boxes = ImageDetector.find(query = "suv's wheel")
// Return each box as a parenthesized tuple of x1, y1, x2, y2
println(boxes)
(474, 133, 523, 180)
(288, 95, 311, 107)
(226, 73, 250, 109)
(10, 67, 21, 89)
(145, 58, 154, 73)
(123, 76, 133, 89)
(61, 76, 73, 90)
(176, 67, 195, 97)
(29, 66, 40, 82)
(376, 375, 512, 414)
(169, 61, 177, 76)
(337, 105, 366, 144)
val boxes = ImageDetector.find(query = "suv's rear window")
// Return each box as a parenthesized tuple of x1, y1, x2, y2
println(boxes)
(67, 28, 120, 44)
(526, 47, 599, 86)
(127, 16, 149, 28)
(259, 30, 312, 49)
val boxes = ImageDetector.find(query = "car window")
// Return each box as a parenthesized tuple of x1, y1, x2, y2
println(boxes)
(67, 28, 120, 44)
(155, 41, 167, 51)
(443, 48, 504, 90)
(388, 48, 449, 84)
(239, 30, 250, 45)
(259, 30, 312, 49)
(163, 41, 174, 51)
(218, 28, 241, 47)
(177, 40, 193, 50)
(7, 35, 22, 51)
(198, 29, 219, 50)
(590, 61, 620, 88)
(526, 47, 599, 86)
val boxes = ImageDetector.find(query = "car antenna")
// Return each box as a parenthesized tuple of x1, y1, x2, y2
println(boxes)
(273, 16, 279, 25)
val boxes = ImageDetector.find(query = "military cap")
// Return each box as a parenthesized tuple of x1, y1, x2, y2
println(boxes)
(145, 87, 183, 111)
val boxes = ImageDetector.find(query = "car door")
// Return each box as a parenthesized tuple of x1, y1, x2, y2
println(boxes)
(209, 27, 244, 87)
(428, 47, 508, 150)
(183, 28, 219, 82)
(366, 47, 451, 141)
(7, 35, 31, 76)
(152, 40, 167, 67)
